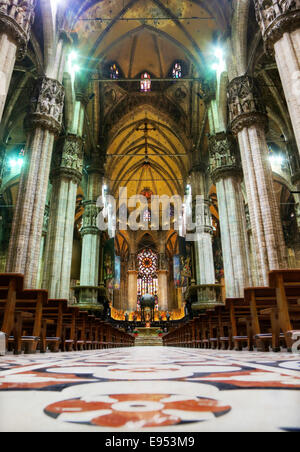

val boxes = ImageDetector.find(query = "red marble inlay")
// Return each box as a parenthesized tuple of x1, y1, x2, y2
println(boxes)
(44, 393, 231, 428)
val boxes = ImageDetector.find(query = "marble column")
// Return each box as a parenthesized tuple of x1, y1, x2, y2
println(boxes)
(288, 140, 300, 265)
(6, 76, 65, 288)
(42, 134, 83, 299)
(127, 253, 137, 312)
(209, 132, 252, 298)
(0, 0, 35, 122)
(78, 163, 104, 307)
(288, 140, 300, 231)
(254, 0, 300, 155)
(37, 205, 49, 288)
(158, 251, 169, 311)
(189, 167, 216, 286)
(228, 75, 287, 286)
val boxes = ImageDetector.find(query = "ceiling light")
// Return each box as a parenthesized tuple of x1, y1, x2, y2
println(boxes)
(9, 157, 23, 170)
(212, 47, 226, 74)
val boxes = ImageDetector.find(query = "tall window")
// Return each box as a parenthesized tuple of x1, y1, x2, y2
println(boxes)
(143, 209, 151, 223)
(140, 72, 151, 93)
(110, 63, 119, 80)
(172, 62, 182, 79)
(137, 249, 158, 310)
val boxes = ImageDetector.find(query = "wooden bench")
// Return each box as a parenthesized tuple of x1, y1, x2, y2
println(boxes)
(0, 274, 24, 340)
(0, 288, 48, 354)
(269, 270, 300, 350)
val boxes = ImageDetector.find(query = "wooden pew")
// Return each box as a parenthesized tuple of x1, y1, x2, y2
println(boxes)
(39, 299, 71, 352)
(269, 269, 300, 350)
(244, 286, 299, 351)
(226, 298, 254, 351)
(0, 289, 48, 354)
(0, 274, 24, 340)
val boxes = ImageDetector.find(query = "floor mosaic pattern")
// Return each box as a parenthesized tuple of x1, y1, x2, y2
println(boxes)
(0, 347, 300, 432)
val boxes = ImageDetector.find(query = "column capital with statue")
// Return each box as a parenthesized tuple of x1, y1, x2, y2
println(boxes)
(209, 131, 243, 183)
(254, 0, 300, 53)
(0, 0, 36, 59)
(24, 77, 65, 135)
(51, 134, 84, 184)
(81, 201, 100, 236)
(227, 75, 268, 135)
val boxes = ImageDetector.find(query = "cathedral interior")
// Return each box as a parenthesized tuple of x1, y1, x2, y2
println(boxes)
(0, 0, 300, 433)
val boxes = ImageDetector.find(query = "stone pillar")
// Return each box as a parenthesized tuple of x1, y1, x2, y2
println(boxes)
(254, 0, 300, 155)
(158, 251, 168, 311)
(127, 253, 137, 312)
(288, 140, 300, 265)
(189, 167, 216, 286)
(0, 0, 35, 122)
(42, 134, 83, 299)
(228, 75, 287, 286)
(37, 205, 49, 288)
(6, 77, 65, 288)
(209, 132, 252, 298)
(78, 163, 104, 307)
(288, 140, 300, 231)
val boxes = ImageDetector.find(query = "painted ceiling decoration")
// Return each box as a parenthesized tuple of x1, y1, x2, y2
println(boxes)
(0, 0, 294, 234)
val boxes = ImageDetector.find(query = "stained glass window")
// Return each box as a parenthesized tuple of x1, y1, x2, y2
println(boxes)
(143, 209, 151, 223)
(138, 249, 157, 277)
(137, 249, 158, 310)
(172, 63, 182, 79)
(141, 73, 151, 92)
(110, 64, 119, 80)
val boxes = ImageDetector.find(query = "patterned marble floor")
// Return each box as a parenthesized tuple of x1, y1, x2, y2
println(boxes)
(0, 347, 300, 432)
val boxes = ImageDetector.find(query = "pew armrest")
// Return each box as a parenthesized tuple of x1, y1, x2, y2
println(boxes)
(0, 331, 5, 356)
(286, 330, 300, 340)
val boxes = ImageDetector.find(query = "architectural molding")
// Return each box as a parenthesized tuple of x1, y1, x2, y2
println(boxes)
(52, 134, 83, 184)
(80, 201, 100, 236)
(194, 201, 214, 236)
(209, 131, 243, 183)
(227, 75, 268, 134)
(25, 77, 65, 135)
(254, 0, 300, 52)
(81, 201, 100, 236)
(0, 0, 35, 59)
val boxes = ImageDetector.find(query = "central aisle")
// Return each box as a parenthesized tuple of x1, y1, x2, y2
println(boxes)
(0, 347, 299, 432)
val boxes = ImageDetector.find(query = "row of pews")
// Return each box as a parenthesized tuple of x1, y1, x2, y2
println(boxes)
(0, 273, 135, 355)
(163, 270, 300, 352)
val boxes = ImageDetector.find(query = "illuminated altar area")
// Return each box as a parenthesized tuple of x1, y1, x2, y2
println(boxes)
(111, 306, 185, 322)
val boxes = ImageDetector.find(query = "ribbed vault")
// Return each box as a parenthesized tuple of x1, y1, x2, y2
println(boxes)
(106, 108, 189, 198)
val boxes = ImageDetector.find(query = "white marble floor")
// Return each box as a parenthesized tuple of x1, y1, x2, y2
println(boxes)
(0, 347, 300, 432)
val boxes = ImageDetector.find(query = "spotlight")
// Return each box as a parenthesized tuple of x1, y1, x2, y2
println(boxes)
(269, 154, 284, 167)
(9, 157, 23, 170)
(211, 47, 226, 74)
(68, 51, 81, 77)
(215, 47, 223, 60)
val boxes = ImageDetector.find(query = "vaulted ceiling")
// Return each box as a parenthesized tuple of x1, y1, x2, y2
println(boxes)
(70, 0, 225, 197)
(71, 0, 229, 78)
(0, 0, 295, 212)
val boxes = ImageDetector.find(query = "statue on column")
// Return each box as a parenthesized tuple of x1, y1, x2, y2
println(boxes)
(209, 132, 242, 183)
(0, 0, 36, 59)
(254, 0, 300, 52)
(227, 75, 267, 134)
(0, 0, 10, 14)
(26, 77, 65, 135)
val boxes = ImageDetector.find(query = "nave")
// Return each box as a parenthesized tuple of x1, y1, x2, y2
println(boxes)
(0, 347, 299, 432)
